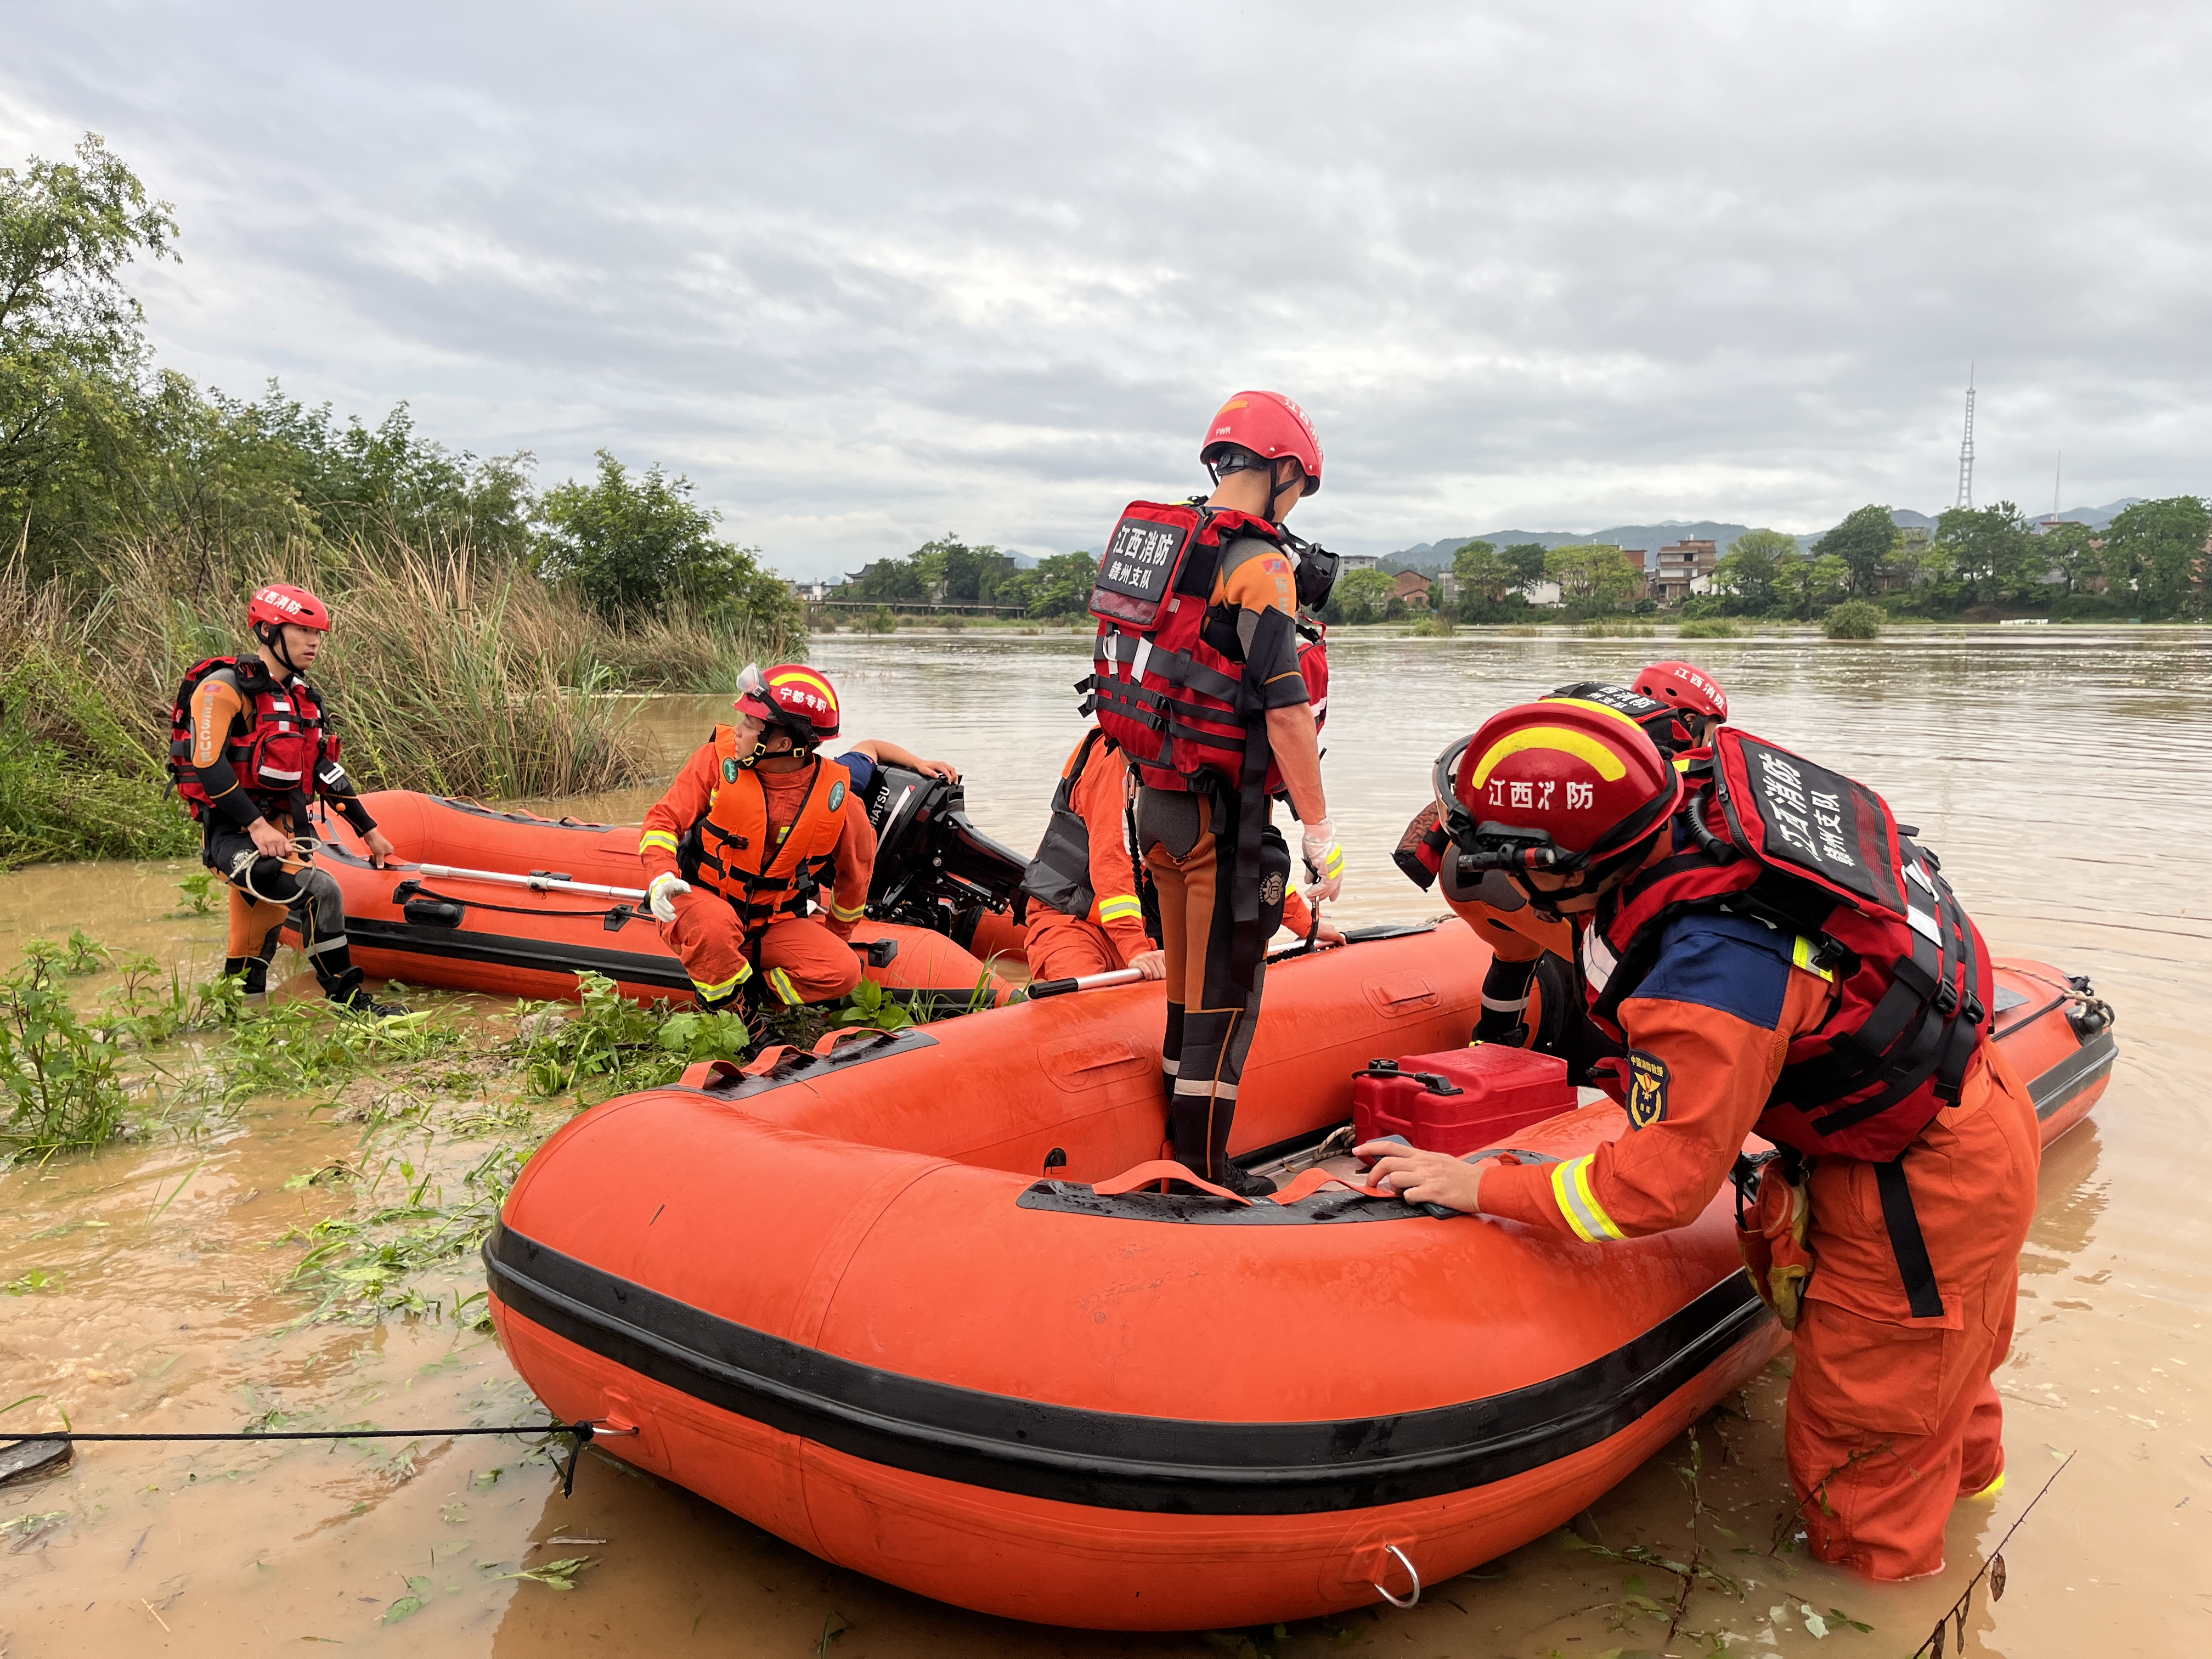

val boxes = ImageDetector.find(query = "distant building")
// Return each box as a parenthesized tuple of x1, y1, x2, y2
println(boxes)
(1340, 554, 1380, 573)
(787, 578, 832, 604)
(1615, 548, 1651, 604)
(1391, 570, 1434, 609)
(1652, 539, 1718, 605)
(1432, 572, 1459, 605)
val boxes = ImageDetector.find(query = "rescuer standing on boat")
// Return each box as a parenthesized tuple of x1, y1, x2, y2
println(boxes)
(1362, 700, 2038, 1582)
(1086, 391, 1344, 1197)
(168, 583, 405, 1015)
(639, 663, 877, 1013)
(1021, 715, 1341, 985)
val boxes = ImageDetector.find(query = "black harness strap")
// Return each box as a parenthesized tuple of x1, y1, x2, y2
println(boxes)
(1875, 1154, 1946, 1319)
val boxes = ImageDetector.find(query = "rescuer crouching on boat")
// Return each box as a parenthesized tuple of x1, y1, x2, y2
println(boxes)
(637, 663, 877, 1014)
(1392, 666, 1729, 1052)
(1361, 699, 2038, 1583)
(1086, 390, 1345, 1199)
(168, 583, 405, 1017)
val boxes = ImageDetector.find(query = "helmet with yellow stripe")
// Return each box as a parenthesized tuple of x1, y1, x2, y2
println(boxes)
(732, 662, 840, 764)
(1432, 698, 1682, 877)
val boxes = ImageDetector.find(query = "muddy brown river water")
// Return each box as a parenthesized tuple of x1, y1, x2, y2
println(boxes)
(1, 626, 2207, 1656)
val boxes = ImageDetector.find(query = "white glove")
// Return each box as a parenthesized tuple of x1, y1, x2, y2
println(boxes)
(647, 872, 691, 924)
(1301, 816, 1346, 904)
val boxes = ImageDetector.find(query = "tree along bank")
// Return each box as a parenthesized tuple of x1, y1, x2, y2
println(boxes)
(2, 134, 809, 866)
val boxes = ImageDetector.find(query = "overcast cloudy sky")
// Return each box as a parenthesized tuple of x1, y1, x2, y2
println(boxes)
(6, 2, 2207, 575)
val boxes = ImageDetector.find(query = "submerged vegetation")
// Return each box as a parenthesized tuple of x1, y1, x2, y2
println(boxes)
(1, 133, 809, 866)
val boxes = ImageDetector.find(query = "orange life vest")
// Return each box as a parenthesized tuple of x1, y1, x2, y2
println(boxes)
(678, 729, 850, 934)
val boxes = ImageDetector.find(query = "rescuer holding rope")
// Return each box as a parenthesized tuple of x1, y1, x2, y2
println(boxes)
(167, 583, 405, 1015)
(1086, 391, 1344, 1197)
(1362, 699, 2038, 1581)
(638, 663, 877, 1014)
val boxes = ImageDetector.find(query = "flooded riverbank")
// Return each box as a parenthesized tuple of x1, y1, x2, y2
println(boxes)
(2, 627, 2207, 1655)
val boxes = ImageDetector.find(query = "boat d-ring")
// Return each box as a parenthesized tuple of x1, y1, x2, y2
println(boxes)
(1370, 1543, 1421, 1609)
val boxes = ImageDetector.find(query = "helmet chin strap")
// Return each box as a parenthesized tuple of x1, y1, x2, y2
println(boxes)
(256, 622, 304, 679)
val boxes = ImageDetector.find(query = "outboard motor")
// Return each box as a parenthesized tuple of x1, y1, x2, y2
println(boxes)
(861, 764, 1029, 946)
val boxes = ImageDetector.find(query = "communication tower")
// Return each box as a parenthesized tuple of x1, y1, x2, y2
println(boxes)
(1954, 366, 1976, 510)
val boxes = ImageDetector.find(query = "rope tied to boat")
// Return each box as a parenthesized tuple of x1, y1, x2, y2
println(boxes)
(1, 1417, 638, 1498)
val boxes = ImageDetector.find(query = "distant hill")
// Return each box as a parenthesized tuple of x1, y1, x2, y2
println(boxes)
(1378, 521, 1772, 576)
(1376, 500, 2147, 574)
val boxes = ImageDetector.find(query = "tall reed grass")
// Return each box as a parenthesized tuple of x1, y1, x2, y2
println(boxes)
(0, 536, 804, 865)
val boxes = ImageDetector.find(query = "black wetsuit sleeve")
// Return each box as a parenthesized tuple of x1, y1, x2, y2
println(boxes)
(315, 757, 378, 834)
(1238, 605, 1310, 710)
(194, 757, 267, 830)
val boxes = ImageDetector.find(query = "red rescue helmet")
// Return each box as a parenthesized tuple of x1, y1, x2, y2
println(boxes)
(247, 584, 332, 633)
(1544, 681, 1698, 758)
(1199, 390, 1323, 496)
(1634, 659, 1728, 723)
(1434, 699, 1683, 875)
(733, 662, 841, 761)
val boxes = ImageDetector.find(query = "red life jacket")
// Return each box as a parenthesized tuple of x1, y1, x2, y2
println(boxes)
(1085, 499, 1317, 794)
(166, 656, 337, 822)
(1581, 727, 1993, 1165)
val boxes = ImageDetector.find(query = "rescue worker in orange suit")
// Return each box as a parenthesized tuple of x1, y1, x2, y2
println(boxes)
(1020, 718, 1342, 984)
(169, 583, 405, 1015)
(1087, 390, 1344, 1198)
(1362, 699, 2036, 1582)
(637, 663, 877, 1013)
(1393, 670, 1728, 1049)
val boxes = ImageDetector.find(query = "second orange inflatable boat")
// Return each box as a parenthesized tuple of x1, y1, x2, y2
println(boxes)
(298, 790, 1023, 1006)
(484, 917, 2117, 1631)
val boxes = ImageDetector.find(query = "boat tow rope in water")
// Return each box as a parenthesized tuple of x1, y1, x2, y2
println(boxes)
(0, 1418, 638, 1498)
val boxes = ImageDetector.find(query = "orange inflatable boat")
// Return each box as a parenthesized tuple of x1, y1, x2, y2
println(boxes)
(484, 921, 2115, 1632)
(298, 790, 1023, 1006)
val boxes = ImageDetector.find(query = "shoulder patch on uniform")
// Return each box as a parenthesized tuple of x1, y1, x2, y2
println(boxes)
(827, 779, 847, 812)
(1625, 1049, 1669, 1129)
(721, 757, 740, 782)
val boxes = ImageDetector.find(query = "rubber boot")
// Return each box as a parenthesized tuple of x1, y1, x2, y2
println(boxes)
(315, 946, 408, 1018)
(1169, 1008, 1276, 1199)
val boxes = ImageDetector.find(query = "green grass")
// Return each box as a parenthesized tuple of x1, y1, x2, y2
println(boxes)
(1579, 620, 1657, 638)
(1675, 618, 1743, 639)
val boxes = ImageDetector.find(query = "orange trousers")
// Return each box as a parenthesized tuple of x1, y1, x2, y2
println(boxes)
(1024, 910, 1125, 982)
(1787, 1045, 2041, 1579)
(660, 894, 861, 1007)
(227, 884, 290, 958)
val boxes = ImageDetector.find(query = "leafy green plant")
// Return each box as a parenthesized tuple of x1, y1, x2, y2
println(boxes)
(511, 972, 752, 1103)
(171, 869, 218, 916)
(0, 948, 132, 1156)
(1822, 600, 1885, 640)
(494, 1555, 595, 1590)
(828, 977, 913, 1032)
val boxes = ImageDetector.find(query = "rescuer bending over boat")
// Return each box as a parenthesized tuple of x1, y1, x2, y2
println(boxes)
(1085, 390, 1346, 1197)
(639, 663, 877, 1013)
(1362, 698, 2038, 1582)
(168, 582, 406, 1016)
(1393, 665, 1729, 1052)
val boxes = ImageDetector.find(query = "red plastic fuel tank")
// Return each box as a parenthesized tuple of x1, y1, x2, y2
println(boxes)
(1352, 1046, 1578, 1154)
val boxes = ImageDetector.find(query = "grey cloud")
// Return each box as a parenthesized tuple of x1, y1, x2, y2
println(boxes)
(4, 1, 2209, 573)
